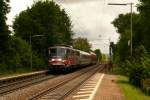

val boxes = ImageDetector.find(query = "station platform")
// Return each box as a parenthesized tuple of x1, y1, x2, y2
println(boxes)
(93, 74, 124, 100)
(65, 73, 124, 100)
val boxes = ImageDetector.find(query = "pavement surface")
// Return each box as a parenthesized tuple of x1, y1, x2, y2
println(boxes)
(93, 74, 124, 100)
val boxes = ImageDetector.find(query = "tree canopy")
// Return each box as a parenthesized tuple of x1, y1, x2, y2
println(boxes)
(73, 37, 91, 52)
(94, 49, 102, 62)
(0, 0, 10, 54)
(13, 0, 73, 58)
(112, 13, 142, 61)
(111, 0, 150, 87)
(138, 0, 150, 50)
(1, 0, 73, 74)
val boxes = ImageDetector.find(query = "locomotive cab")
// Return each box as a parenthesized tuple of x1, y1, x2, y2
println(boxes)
(48, 47, 68, 69)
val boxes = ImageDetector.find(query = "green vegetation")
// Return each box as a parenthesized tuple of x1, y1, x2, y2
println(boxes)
(118, 75, 150, 100)
(101, 54, 108, 61)
(0, 0, 11, 69)
(0, 0, 101, 77)
(112, 0, 150, 92)
(0, 0, 10, 54)
(72, 37, 104, 62)
(73, 37, 91, 52)
(0, 36, 46, 76)
(13, 0, 73, 62)
(0, 0, 73, 76)
(94, 49, 102, 62)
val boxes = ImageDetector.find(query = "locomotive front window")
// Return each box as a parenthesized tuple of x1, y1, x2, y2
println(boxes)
(57, 48, 66, 57)
(49, 48, 57, 57)
(49, 48, 66, 57)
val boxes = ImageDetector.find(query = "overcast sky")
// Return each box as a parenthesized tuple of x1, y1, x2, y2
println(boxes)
(7, 0, 139, 53)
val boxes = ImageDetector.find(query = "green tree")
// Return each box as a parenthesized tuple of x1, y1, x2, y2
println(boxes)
(13, 0, 73, 60)
(0, 0, 10, 62)
(73, 37, 91, 52)
(138, 0, 150, 50)
(101, 54, 107, 61)
(111, 0, 150, 87)
(112, 13, 141, 61)
(94, 49, 102, 62)
(0, 36, 46, 74)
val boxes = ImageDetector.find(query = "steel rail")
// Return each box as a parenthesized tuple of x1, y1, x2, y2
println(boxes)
(59, 64, 105, 100)
(0, 70, 58, 95)
(29, 64, 104, 100)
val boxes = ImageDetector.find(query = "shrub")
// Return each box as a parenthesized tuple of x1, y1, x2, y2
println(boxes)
(0, 37, 46, 74)
(128, 45, 150, 87)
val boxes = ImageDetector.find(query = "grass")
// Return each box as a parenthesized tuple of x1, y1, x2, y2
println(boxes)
(117, 75, 150, 100)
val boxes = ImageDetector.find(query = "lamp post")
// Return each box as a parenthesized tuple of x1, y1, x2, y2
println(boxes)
(108, 3, 133, 56)
(30, 34, 44, 71)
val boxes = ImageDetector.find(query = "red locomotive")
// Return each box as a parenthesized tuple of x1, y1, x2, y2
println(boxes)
(48, 45, 97, 71)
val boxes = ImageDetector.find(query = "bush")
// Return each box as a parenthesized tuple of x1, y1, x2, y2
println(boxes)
(128, 45, 150, 87)
(0, 37, 46, 74)
(115, 45, 150, 87)
(129, 62, 145, 86)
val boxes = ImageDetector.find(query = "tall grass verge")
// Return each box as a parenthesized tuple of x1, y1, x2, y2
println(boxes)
(117, 75, 150, 100)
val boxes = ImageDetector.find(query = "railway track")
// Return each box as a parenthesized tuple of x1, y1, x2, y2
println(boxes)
(29, 64, 105, 100)
(0, 70, 57, 95)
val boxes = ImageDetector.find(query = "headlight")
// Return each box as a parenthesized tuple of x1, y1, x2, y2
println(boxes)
(57, 58, 62, 61)
(51, 59, 55, 61)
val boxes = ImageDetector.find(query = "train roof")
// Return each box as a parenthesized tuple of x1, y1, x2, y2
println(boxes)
(78, 50, 90, 55)
(90, 51, 96, 55)
(49, 45, 91, 55)
(49, 45, 72, 49)
(49, 44, 73, 48)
